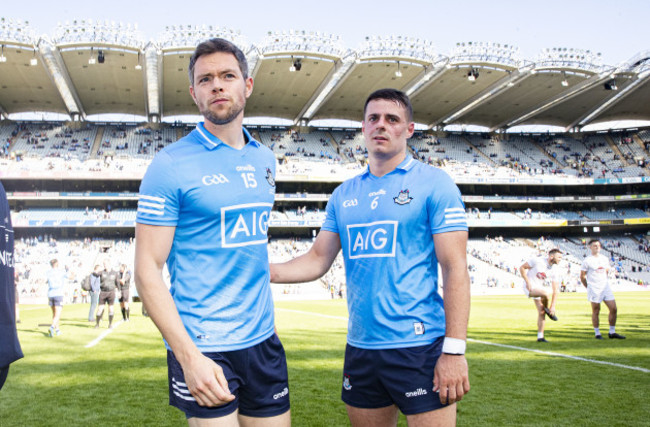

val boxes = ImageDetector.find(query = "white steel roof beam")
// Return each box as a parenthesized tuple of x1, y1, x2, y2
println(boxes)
(39, 39, 84, 118)
(144, 43, 160, 118)
(436, 66, 532, 126)
(302, 53, 357, 120)
(576, 70, 650, 128)
(495, 69, 615, 131)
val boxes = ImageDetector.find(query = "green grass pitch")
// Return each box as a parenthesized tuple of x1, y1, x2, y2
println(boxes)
(1, 292, 648, 426)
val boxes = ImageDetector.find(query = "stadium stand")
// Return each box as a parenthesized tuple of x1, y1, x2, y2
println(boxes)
(9, 123, 97, 161)
(258, 129, 342, 162)
(100, 125, 176, 159)
(2, 123, 648, 181)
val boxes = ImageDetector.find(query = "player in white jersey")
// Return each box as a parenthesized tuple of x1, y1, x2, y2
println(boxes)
(271, 89, 470, 426)
(135, 39, 290, 426)
(580, 239, 625, 339)
(519, 249, 562, 342)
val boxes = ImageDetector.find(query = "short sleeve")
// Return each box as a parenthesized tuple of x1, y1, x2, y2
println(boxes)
(428, 170, 467, 235)
(136, 151, 181, 226)
(550, 266, 562, 282)
(320, 186, 340, 234)
(580, 258, 588, 272)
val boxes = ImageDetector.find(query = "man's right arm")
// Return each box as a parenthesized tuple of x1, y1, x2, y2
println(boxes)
(580, 270, 588, 288)
(270, 230, 341, 283)
(134, 223, 234, 407)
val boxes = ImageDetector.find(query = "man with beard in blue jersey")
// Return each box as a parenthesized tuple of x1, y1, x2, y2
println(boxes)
(135, 38, 289, 426)
(271, 89, 470, 426)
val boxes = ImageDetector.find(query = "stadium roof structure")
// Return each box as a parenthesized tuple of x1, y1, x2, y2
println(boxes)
(1, 19, 649, 131)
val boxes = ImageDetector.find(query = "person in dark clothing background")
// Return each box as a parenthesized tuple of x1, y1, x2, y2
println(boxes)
(118, 264, 131, 321)
(0, 181, 23, 390)
(87, 265, 102, 322)
(95, 261, 119, 329)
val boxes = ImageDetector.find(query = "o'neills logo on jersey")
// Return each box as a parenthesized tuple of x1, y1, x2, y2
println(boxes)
(265, 168, 275, 187)
(221, 203, 272, 248)
(405, 388, 428, 398)
(347, 220, 398, 259)
(536, 272, 547, 280)
(368, 189, 386, 197)
(236, 164, 256, 172)
(393, 189, 413, 205)
(273, 387, 289, 400)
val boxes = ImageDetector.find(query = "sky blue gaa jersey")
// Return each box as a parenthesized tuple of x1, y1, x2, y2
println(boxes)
(136, 123, 277, 352)
(321, 156, 468, 350)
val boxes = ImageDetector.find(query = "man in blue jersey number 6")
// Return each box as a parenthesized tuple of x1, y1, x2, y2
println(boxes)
(271, 88, 470, 426)
(135, 38, 290, 426)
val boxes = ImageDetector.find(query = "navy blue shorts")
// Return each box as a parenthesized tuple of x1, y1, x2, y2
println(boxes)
(167, 333, 290, 419)
(341, 336, 448, 415)
(48, 296, 63, 307)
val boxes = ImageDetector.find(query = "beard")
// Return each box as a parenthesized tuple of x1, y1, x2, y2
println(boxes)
(201, 100, 245, 126)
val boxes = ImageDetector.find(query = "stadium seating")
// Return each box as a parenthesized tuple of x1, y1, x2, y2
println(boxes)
(100, 125, 176, 159)
(2, 123, 647, 181)
(9, 123, 97, 161)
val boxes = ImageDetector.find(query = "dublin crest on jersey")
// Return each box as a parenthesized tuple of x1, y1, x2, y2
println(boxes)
(343, 375, 352, 391)
(393, 189, 413, 205)
(266, 167, 275, 187)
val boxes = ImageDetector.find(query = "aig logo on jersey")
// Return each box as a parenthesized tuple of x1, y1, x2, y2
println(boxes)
(221, 203, 272, 248)
(346, 220, 398, 259)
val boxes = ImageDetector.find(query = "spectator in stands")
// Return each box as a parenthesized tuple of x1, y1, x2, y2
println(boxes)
(46, 259, 67, 337)
(270, 89, 470, 425)
(118, 264, 131, 322)
(95, 261, 119, 329)
(519, 249, 562, 342)
(0, 181, 23, 390)
(87, 264, 101, 322)
(135, 38, 290, 425)
(580, 239, 626, 339)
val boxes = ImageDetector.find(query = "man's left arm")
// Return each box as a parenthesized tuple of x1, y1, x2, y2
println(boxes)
(549, 279, 559, 314)
(432, 230, 470, 405)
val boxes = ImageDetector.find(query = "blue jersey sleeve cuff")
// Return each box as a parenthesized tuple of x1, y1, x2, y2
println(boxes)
(135, 218, 178, 227)
(431, 224, 469, 234)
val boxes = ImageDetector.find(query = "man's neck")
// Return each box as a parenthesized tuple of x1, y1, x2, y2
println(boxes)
(203, 117, 246, 149)
(368, 151, 407, 178)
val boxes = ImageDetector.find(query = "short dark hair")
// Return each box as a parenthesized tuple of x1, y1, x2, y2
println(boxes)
(588, 239, 601, 246)
(548, 248, 562, 255)
(188, 38, 249, 86)
(363, 88, 413, 121)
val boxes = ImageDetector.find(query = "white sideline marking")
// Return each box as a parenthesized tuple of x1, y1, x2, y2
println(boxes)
(468, 339, 650, 373)
(277, 309, 649, 373)
(85, 320, 123, 348)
